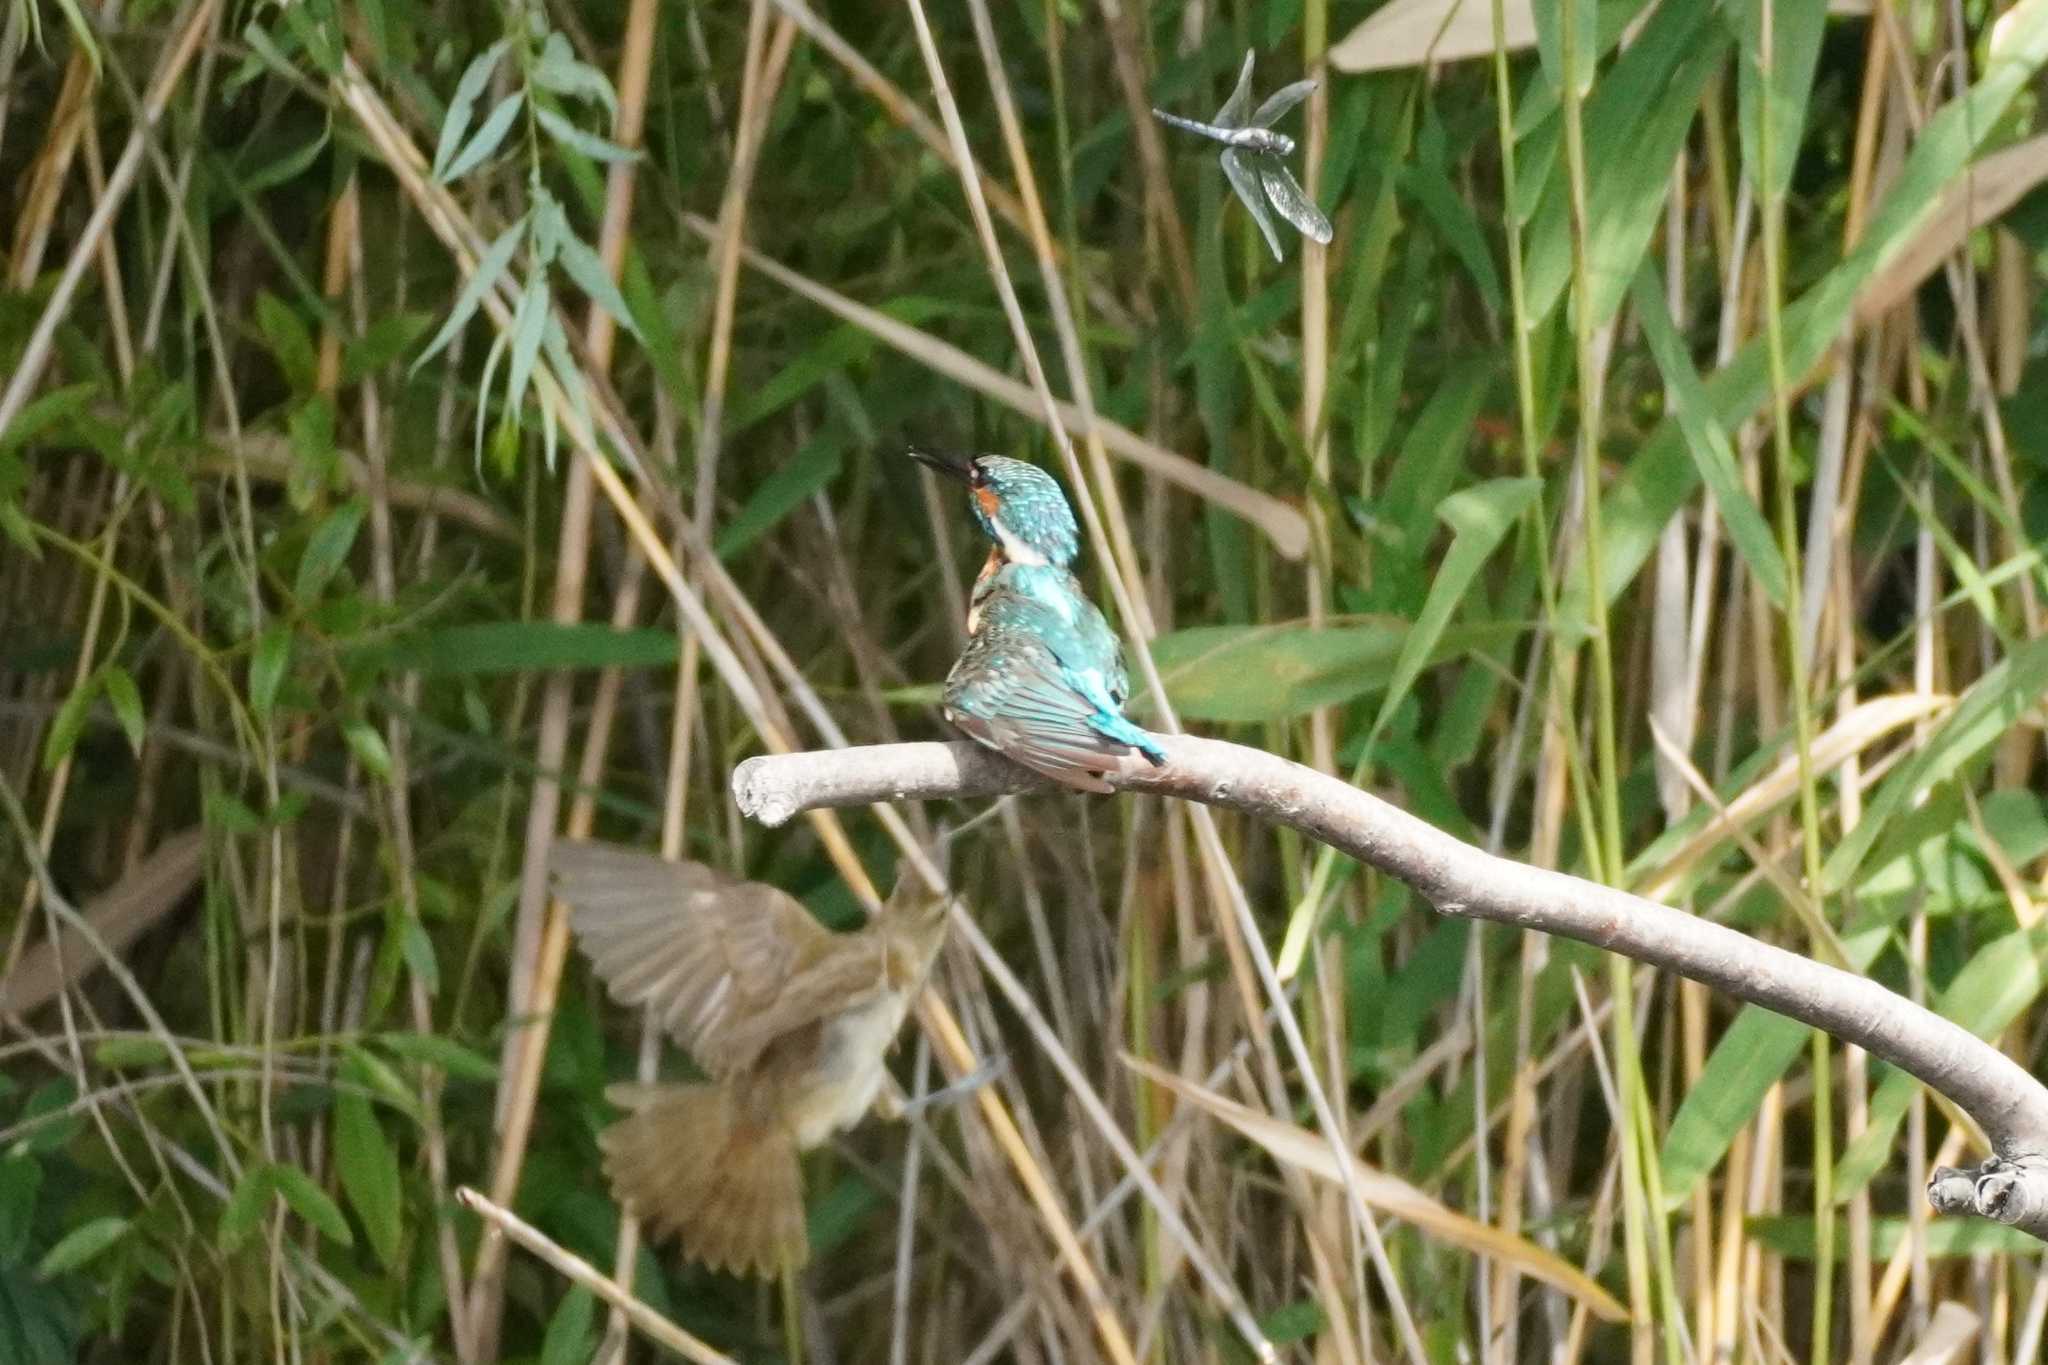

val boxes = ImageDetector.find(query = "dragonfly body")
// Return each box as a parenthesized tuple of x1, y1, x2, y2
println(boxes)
(1153, 51, 1332, 260)
(1150, 110, 1295, 159)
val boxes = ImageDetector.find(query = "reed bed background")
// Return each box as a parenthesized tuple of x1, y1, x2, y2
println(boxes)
(3, 0, 2047, 1359)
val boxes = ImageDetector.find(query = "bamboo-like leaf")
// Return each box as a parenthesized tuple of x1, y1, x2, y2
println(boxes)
(101, 665, 144, 756)
(1728, 0, 1827, 201)
(440, 90, 523, 184)
(1151, 620, 1517, 723)
(1370, 478, 1539, 746)
(1823, 638, 2048, 894)
(334, 1068, 403, 1270)
(249, 626, 291, 720)
(503, 274, 550, 424)
(1568, 0, 2048, 619)
(531, 32, 618, 118)
(294, 498, 364, 602)
(555, 229, 641, 342)
(219, 1165, 275, 1252)
(270, 1163, 353, 1248)
(35, 1217, 129, 1279)
(414, 216, 523, 373)
(533, 104, 640, 164)
(433, 37, 511, 179)
(1124, 1055, 1630, 1322)
(1521, 0, 1726, 324)
(1629, 269, 1789, 608)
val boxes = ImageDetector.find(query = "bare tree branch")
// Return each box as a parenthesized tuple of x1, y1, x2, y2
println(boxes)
(732, 735, 2048, 1239)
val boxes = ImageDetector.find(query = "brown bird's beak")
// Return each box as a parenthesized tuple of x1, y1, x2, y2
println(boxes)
(907, 446, 974, 482)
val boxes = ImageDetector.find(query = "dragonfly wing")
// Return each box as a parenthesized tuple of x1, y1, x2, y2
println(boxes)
(1214, 49, 1256, 128)
(1251, 79, 1317, 128)
(1222, 147, 1286, 261)
(1258, 158, 1333, 245)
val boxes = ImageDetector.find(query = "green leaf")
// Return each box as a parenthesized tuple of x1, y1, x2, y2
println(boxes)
(219, 1165, 276, 1252)
(440, 90, 523, 184)
(342, 313, 433, 384)
(270, 1163, 352, 1248)
(249, 626, 291, 721)
(1566, 0, 2048, 619)
(503, 274, 549, 421)
(1523, 0, 1726, 324)
(0, 382, 97, 456)
(1629, 269, 1789, 608)
(1727, 0, 1827, 201)
(1823, 637, 2048, 893)
(101, 665, 144, 756)
(294, 498, 364, 602)
(1659, 926, 1889, 1207)
(35, 1217, 129, 1279)
(41, 674, 97, 771)
(533, 103, 640, 164)
(1747, 1213, 2044, 1260)
(539, 1285, 596, 1365)
(715, 434, 844, 559)
(433, 37, 511, 180)
(531, 31, 617, 118)
(375, 1032, 497, 1082)
(1530, 0, 1599, 97)
(554, 229, 641, 343)
(1370, 478, 1539, 748)
(255, 292, 316, 394)
(334, 1072, 403, 1269)
(416, 217, 524, 373)
(343, 721, 394, 782)
(399, 917, 439, 997)
(0, 1154, 42, 1262)
(1151, 621, 1521, 723)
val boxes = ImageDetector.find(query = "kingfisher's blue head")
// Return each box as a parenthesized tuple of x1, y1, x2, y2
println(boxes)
(910, 449, 1081, 569)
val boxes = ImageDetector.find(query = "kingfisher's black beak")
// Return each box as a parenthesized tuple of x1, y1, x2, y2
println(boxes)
(908, 446, 974, 483)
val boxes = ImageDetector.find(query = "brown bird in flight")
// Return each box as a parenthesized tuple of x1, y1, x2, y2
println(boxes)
(550, 839, 953, 1278)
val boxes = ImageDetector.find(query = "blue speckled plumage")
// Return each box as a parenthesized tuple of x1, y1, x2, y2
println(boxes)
(914, 445, 1166, 791)
(909, 449, 1080, 568)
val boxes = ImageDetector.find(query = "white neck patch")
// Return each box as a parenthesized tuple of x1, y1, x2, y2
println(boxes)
(994, 522, 1047, 565)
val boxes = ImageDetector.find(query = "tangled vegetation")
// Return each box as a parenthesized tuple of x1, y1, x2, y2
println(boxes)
(4, 0, 2048, 1359)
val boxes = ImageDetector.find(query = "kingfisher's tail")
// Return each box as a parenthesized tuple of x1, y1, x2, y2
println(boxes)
(1090, 712, 1168, 768)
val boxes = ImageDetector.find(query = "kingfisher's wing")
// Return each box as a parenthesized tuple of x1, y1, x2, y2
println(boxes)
(943, 624, 1123, 794)
(1214, 50, 1256, 128)
(1251, 78, 1317, 129)
(1222, 147, 1287, 261)
(550, 840, 882, 1078)
(1257, 157, 1333, 245)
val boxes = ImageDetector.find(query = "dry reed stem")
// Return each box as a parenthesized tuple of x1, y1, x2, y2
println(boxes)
(456, 1188, 738, 1365)
(329, 54, 1136, 1358)
(670, 213, 1310, 558)
(0, 0, 218, 437)
(897, 6, 1429, 1351)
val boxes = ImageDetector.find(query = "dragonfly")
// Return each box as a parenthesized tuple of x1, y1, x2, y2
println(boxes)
(1153, 50, 1333, 261)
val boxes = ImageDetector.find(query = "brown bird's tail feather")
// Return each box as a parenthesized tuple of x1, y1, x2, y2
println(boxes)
(600, 1082, 807, 1278)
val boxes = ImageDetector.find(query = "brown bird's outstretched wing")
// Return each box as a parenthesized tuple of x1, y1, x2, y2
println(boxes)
(550, 840, 892, 1079)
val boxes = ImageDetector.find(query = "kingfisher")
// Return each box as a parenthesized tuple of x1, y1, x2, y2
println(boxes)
(911, 447, 1166, 791)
